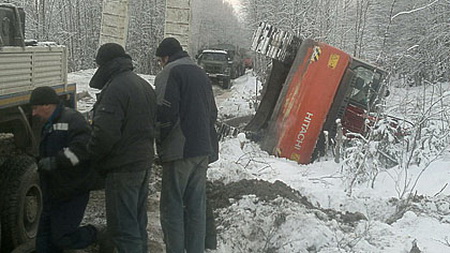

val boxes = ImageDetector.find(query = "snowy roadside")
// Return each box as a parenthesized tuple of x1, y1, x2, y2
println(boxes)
(206, 75, 450, 252)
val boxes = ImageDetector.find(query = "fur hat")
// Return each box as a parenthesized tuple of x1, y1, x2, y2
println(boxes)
(95, 43, 127, 66)
(155, 37, 182, 57)
(29, 86, 60, 105)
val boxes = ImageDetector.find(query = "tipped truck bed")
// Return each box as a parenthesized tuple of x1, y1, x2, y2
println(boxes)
(261, 39, 351, 164)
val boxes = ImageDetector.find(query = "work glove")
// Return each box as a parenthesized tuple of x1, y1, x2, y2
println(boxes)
(38, 157, 57, 172)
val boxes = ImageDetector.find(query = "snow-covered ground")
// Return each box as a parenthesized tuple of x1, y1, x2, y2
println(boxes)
(69, 70, 450, 252)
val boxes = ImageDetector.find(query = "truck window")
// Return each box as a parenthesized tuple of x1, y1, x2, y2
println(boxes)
(348, 66, 383, 110)
(201, 53, 228, 61)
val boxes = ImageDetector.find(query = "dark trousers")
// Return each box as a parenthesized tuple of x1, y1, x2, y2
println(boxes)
(105, 168, 150, 253)
(160, 156, 208, 253)
(36, 182, 96, 253)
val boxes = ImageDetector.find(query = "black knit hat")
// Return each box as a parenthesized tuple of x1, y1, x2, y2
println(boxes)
(156, 37, 182, 57)
(29, 86, 60, 105)
(95, 43, 127, 66)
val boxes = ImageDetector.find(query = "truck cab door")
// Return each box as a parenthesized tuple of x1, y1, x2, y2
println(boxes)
(341, 63, 387, 135)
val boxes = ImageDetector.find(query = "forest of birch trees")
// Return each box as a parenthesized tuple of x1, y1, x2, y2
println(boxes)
(240, 0, 450, 86)
(4, 0, 450, 84)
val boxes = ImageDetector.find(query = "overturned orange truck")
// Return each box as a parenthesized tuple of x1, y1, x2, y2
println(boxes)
(246, 23, 387, 164)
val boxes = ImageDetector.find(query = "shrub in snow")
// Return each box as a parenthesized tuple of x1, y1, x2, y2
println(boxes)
(341, 82, 450, 199)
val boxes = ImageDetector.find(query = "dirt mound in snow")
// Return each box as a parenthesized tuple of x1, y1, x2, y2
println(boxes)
(207, 179, 367, 226)
(207, 179, 314, 209)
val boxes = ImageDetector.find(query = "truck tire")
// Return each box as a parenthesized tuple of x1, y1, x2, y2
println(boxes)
(222, 78, 231, 89)
(231, 68, 237, 79)
(238, 65, 244, 77)
(1, 156, 42, 252)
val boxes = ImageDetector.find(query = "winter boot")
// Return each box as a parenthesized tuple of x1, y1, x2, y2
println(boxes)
(93, 224, 115, 253)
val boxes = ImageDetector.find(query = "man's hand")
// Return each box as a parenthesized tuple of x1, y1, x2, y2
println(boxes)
(38, 157, 56, 172)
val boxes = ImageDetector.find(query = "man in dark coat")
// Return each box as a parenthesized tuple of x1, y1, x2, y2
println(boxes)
(154, 37, 218, 253)
(31, 86, 97, 252)
(88, 43, 157, 253)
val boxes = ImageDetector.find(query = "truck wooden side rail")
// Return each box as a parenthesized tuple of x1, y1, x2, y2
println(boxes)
(164, 0, 191, 52)
(99, 0, 129, 46)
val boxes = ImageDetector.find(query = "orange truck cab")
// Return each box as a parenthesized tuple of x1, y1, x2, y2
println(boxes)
(247, 23, 387, 164)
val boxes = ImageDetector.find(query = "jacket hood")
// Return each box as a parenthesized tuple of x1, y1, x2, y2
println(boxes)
(167, 51, 190, 64)
(89, 56, 134, 90)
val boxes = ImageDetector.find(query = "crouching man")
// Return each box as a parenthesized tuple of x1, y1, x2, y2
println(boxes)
(31, 86, 98, 252)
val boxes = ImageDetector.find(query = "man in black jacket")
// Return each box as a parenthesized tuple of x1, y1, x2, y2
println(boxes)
(31, 86, 97, 252)
(88, 43, 157, 253)
(154, 37, 218, 253)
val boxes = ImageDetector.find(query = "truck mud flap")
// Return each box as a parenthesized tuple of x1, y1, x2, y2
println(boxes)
(244, 60, 290, 132)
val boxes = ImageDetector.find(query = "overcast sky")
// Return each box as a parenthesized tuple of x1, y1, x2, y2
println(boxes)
(224, 0, 242, 14)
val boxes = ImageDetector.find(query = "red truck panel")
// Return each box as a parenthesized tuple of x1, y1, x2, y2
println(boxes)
(272, 40, 350, 164)
(342, 104, 367, 134)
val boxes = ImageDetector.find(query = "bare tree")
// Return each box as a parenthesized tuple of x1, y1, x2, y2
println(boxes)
(127, 0, 165, 74)
(192, 0, 248, 54)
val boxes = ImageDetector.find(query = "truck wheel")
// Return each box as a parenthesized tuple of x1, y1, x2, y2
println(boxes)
(222, 78, 231, 89)
(238, 65, 244, 77)
(1, 156, 42, 252)
(231, 69, 236, 79)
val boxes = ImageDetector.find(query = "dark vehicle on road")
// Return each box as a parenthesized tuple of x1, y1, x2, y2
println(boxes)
(197, 49, 233, 89)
